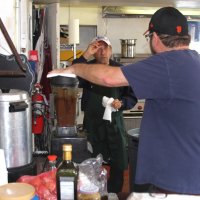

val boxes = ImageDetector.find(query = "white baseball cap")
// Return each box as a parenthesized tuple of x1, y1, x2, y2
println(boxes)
(91, 36, 111, 46)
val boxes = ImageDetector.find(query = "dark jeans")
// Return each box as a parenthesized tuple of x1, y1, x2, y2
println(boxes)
(107, 167, 124, 193)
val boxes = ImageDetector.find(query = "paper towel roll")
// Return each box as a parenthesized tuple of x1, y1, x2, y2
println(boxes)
(69, 19, 79, 44)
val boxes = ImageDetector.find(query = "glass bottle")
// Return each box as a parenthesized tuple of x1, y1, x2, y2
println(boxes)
(47, 155, 57, 171)
(43, 154, 57, 172)
(56, 144, 78, 200)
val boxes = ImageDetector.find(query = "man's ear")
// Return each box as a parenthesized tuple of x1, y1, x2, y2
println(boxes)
(152, 32, 166, 53)
(152, 32, 159, 44)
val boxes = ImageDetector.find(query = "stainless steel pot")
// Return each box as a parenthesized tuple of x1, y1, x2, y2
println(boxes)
(120, 39, 137, 58)
(0, 89, 32, 168)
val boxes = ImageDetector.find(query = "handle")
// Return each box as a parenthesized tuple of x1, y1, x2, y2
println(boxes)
(0, 17, 26, 73)
(9, 101, 28, 112)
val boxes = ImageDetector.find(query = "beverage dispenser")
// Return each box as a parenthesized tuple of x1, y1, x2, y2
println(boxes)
(0, 18, 36, 182)
(49, 75, 90, 163)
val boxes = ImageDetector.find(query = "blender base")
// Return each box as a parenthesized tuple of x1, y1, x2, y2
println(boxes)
(51, 133, 91, 164)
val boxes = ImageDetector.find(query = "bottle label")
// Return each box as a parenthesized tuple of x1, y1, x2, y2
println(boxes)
(60, 177, 75, 200)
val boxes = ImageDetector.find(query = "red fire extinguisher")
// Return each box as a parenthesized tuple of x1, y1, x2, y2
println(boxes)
(32, 83, 47, 134)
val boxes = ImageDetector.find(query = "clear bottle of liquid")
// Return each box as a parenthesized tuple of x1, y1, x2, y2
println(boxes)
(56, 144, 78, 200)
(43, 154, 57, 172)
(47, 155, 57, 171)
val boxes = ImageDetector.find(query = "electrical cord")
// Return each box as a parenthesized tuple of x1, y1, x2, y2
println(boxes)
(32, 102, 53, 155)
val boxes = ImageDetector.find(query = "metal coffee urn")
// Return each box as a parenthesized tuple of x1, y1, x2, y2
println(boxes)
(0, 89, 36, 182)
(50, 75, 90, 163)
(0, 17, 36, 182)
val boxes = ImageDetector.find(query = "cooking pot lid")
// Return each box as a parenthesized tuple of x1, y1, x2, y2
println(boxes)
(127, 128, 140, 138)
(0, 89, 29, 102)
(0, 183, 35, 200)
(120, 39, 137, 44)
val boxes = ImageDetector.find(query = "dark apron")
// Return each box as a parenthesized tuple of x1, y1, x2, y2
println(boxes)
(84, 85, 128, 170)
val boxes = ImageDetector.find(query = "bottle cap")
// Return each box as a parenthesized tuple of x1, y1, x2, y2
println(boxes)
(63, 144, 72, 151)
(47, 155, 57, 161)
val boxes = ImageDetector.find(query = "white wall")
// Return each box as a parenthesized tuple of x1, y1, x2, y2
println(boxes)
(0, 0, 32, 56)
(59, 6, 151, 55)
(59, 6, 99, 25)
(97, 17, 151, 54)
(0, 0, 17, 55)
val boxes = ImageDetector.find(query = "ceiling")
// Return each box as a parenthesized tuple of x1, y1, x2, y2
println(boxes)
(33, 0, 200, 10)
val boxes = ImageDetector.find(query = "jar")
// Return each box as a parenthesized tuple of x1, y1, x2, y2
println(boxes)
(78, 185, 101, 200)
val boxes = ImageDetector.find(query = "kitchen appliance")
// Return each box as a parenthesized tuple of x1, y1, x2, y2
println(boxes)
(0, 18, 36, 182)
(49, 75, 90, 163)
(0, 82, 36, 183)
(0, 89, 32, 168)
(123, 99, 145, 131)
(120, 39, 137, 58)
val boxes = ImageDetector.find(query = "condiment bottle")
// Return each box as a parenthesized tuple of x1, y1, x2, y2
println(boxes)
(43, 154, 57, 172)
(78, 185, 101, 200)
(56, 144, 78, 200)
(47, 155, 57, 171)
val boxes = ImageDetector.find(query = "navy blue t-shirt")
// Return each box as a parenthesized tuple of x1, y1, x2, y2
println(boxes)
(121, 50, 200, 194)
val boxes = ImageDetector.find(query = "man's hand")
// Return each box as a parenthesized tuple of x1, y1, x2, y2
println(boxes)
(83, 41, 102, 60)
(111, 99, 123, 110)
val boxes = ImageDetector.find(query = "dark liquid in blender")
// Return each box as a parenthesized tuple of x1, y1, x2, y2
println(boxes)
(53, 87, 77, 127)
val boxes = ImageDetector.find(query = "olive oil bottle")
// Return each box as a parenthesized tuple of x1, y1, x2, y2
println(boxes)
(56, 144, 78, 200)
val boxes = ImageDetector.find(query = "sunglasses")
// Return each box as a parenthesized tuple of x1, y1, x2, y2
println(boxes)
(144, 32, 153, 41)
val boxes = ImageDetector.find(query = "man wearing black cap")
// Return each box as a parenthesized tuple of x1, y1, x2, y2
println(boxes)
(49, 7, 200, 194)
(72, 36, 137, 193)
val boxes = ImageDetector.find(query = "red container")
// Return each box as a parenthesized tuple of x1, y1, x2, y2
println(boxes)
(29, 50, 38, 62)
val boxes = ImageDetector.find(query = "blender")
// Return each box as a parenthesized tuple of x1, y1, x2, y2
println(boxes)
(49, 75, 90, 163)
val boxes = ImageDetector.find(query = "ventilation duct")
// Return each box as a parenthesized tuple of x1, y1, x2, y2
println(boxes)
(102, 6, 200, 19)
(102, 6, 154, 18)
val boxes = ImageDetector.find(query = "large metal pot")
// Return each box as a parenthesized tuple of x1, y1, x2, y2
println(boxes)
(0, 89, 32, 168)
(120, 39, 137, 58)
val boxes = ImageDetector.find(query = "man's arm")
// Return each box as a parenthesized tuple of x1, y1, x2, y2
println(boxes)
(73, 63, 128, 87)
(49, 63, 129, 87)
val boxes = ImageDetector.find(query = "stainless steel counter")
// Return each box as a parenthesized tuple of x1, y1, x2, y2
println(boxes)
(115, 54, 151, 65)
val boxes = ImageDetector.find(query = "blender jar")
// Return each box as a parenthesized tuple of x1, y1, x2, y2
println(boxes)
(50, 76, 79, 132)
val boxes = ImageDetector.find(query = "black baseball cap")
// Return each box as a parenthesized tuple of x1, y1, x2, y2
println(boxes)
(145, 7, 188, 36)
